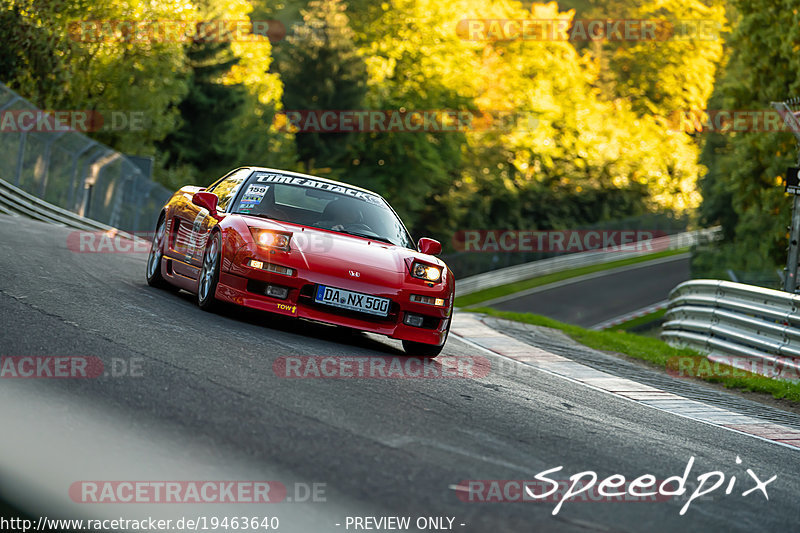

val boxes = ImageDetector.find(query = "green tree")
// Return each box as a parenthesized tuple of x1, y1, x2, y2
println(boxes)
(277, 0, 367, 171)
(694, 0, 798, 283)
(341, 0, 478, 235)
(158, 30, 247, 180)
(1, 0, 191, 159)
(0, 0, 72, 107)
(600, 0, 727, 117)
(445, 1, 717, 237)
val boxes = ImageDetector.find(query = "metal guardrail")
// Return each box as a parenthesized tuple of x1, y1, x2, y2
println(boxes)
(0, 83, 171, 231)
(0, 175, 148, 251)
(0, 175, 116, 231)
(455, 227, 719, 296)
(662, 279, 800, 379)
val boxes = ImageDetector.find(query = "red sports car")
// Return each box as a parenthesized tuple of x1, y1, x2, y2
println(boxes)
(146, 167, 454, 356)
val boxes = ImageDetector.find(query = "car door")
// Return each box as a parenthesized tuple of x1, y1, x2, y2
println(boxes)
(172, 169, 251, 275)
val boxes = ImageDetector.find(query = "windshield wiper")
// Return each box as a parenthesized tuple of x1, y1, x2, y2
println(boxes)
(340, 230, 397, 246)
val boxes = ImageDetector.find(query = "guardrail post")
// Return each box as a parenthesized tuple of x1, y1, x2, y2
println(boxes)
(38, 131, 67, 199)
(786, 194, 800, 292)
(772, 100, 800, 292)
(67, 140, 98, 211)
(14, 132, 26, 187)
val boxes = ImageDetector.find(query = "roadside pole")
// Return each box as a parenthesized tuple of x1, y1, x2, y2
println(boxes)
(785, 190, 800, 292)
(772, 100, 800, 292)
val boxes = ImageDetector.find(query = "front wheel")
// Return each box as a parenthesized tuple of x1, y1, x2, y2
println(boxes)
(197, 232, 221, 311)
(403, 301, 453, 358)
(402, 340, 445, 358)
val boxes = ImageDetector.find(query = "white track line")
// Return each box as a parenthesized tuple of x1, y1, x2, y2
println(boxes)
(450, 313, 800, 452)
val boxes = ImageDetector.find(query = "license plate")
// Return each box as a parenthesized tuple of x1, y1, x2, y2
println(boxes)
(314, 285, 390, 317)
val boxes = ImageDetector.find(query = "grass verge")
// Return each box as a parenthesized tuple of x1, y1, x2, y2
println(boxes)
(455, 248, 688, 307)
(466, 307, 800, 403)
(607, 308, 666, 334)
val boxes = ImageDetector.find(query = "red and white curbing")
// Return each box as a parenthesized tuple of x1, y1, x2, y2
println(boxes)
(450, 313, 800, 450)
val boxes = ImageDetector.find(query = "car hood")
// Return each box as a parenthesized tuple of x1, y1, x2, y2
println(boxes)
(297, 229, 407, 274)
(240, 217, 443, 277)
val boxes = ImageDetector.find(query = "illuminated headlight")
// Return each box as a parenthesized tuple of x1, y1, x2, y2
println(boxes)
(410, 294, 446, 307)
(411, 262, 442, 282)
(249, 228, 291, 251)
(248, 259, 295, 276)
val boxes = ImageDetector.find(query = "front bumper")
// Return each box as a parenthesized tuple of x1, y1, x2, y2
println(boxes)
(215, 248, 452, 346)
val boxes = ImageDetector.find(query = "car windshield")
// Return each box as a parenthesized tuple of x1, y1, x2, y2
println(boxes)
(232, 171, 414, 249)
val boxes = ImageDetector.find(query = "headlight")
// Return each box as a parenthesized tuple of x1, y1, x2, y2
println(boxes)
(411, 262, 442, 282)
(410, 294, 446, 307)
(247, 259, 294, 276)
(249, 228, 291, 251)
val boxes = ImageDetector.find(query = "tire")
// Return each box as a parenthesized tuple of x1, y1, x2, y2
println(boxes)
(402, 339, 445, 358)
(197, 231, 222, 311)
(402, 300, 453, 358)
(146, 216, 170, 289)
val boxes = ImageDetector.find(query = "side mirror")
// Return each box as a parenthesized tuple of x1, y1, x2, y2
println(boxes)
(417, 237, 442, 256)
(192, 191, 220, 219)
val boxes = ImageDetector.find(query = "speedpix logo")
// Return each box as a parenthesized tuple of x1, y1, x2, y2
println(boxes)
(455, 456, 776, 516)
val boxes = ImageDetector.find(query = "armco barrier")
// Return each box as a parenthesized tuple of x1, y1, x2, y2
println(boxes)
(662, 279, 800, 379)
(0, 175, 148, 249)
(455, 228, 719, 297)
(0, 83, 171, 232)
(0, 175, 115, 231)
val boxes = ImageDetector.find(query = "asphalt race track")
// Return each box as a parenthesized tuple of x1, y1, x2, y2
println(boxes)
(491, 255, 691, 327)
(1, 215, 798, 532)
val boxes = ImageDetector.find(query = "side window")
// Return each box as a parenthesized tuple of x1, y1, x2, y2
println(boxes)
(209, 169, 250, 212)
